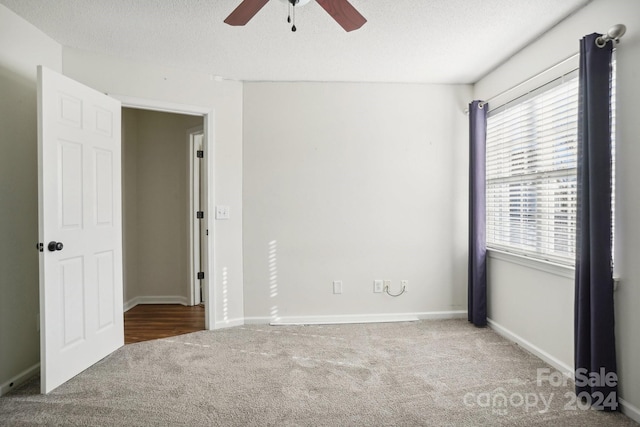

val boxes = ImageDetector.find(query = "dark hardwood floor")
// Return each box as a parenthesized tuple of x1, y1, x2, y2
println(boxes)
(124, 304, 205, 344)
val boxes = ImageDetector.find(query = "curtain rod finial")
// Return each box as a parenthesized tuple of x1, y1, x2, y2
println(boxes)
(596, 24, 626, 48)
(608, 24, 626, 40)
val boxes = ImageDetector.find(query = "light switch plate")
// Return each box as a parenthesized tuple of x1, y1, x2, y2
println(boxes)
(216, 205, 230, 220)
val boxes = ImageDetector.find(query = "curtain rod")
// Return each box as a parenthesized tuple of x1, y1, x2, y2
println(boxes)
(467, 23, 627, 113)
(465, 53, 578, 114)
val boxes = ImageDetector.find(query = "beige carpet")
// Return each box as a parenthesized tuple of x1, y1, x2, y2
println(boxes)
(0, 319, 636, 426)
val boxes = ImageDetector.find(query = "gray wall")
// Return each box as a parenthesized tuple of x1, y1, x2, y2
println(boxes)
(122, 108, 202, 304)
(0, 5, 62, 393)
(243, 82, 472, 321)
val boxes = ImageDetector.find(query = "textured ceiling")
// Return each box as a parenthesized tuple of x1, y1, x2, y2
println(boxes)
(0, 0, 590, 83)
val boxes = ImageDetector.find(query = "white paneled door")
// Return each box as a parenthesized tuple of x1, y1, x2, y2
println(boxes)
(37, 66, 123, 393)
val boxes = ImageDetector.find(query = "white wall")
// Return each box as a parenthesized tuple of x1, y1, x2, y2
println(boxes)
(474, 0, 640, 417)
(243, 82, 471, 322)
(487, 255, 574, 370)
(0, 5, 62, 394)
(122, 108, 202, 305)
(63, 48, 245, 328)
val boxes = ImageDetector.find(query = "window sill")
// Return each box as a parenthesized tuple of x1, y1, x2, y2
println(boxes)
(487, 248, 575, 280)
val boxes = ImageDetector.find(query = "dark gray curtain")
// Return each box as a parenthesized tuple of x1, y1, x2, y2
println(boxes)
(575, 33, 618, 411)
(468, 100, 487, 327)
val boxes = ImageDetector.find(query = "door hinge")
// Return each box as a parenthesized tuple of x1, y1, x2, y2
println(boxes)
(36, 243, 43, 252)
(197, 272, 205, 280)
(197, 150, 204, 158)
(196, 211, 204, 219)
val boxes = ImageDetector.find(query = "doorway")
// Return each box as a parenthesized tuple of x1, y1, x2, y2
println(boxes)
(121, 107, 206, 341)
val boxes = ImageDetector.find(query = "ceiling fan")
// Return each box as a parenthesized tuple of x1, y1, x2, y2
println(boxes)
(224, 0, 367, 32)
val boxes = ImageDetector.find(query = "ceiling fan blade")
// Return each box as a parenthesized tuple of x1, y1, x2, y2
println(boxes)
(316, 0, 366, 32)
(224, 0, 270, 26)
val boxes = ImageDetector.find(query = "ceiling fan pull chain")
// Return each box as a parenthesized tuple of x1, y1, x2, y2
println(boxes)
(291, 3, 297, 32)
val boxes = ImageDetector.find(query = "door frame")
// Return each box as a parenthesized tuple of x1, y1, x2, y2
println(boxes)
(188, 126, 204, 306)
(111, 94, 216, 330)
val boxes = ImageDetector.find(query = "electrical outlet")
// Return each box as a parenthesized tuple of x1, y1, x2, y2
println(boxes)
(373, 280, 383, 293)
(333, 280, 343, 294)
(383, 280, 391, 291)
(401, 280, 408, 292)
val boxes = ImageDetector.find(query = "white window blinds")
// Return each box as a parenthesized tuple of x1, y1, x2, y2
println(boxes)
(486, 71, 579, 265)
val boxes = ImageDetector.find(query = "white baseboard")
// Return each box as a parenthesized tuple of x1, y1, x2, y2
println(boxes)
(124, 296, 189, 312)
(213, 318, 244, 329)
(243, 317, 272, 325)
(415, 310, 467, 320)
(487, 318, 573, 375)
(269, 314, 419, 326)
(244, 310, 467, 326)
(0, 363, 40, 397)
(620, 398, 640, 423)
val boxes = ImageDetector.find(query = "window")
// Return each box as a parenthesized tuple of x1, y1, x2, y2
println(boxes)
(486, 67, 615, 266)
(486, 72, 579, 264)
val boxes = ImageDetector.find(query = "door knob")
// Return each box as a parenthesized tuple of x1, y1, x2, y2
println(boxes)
(48, 241, 64, 252)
